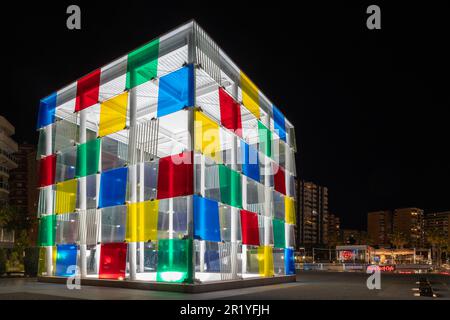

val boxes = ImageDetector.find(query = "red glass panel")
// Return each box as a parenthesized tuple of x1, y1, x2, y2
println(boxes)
(240, 209, 260, 246)
(75, 69, 101, 112)
(273, 163, 286, 195)
(157, 151, 193, 200)
(99, 242, 127, 280)
(219, 87, 242, 138)
(39, 154, 56, 187)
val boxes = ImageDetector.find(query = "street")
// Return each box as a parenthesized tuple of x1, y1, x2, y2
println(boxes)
(0, 271, 448, 300)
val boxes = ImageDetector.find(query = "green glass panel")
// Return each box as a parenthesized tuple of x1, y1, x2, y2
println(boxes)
(258, 121, 272, 157)
(76, 138, 100, 178)
(38, 215, 56, 247)
(156, 239, 193, 283)
(273, 218, 286, 249)
(218, 165, 242, 209)
(126, 39, 160, 89)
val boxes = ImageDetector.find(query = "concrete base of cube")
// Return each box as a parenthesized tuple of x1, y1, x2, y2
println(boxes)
(37, 274, 296, 293)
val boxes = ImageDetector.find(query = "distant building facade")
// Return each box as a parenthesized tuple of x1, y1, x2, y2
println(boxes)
(325, 212, 340, 245)
(424, 211, 450, 244)
(0, 115, 18, 248)
(340, 229, 367, 245)
(8, 143, 39, 245)
(393, 208, 425, 248)
(367, 210, 392, 247)
(296, 180, 328, 247)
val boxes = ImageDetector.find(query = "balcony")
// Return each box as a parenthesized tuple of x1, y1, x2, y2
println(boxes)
(0, 166, 8, 177)
(0, 149, 18, 169)
(0, 181, 9, 192)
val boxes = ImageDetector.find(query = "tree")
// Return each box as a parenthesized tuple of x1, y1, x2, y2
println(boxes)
(426, 229, 447, 267)
(390, 232, 407, 249)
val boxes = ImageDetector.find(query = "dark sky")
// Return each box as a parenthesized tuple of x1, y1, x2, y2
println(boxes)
(2, 2, 449, 230)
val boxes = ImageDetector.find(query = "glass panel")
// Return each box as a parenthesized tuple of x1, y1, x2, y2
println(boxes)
(246, 178, 265, 215)
(273, 190, 285, 221)
(127, 161, 158, 202)
(56, 213, 79, 244)
(273, 218, 285, 249)
(194, 110, 221, 163)
(54, 179, 77, 214)
(39, 155, 56, 187)
(79, 209, 100, 246)
(273, 162, 286, 195)
(219, 87, 242, 137)
(156, 151, 193, 200)
(55, 146, 77, 182)
(285, 248, 295, 275)
(76, 139, 100, 177)
(219, 204, 241, 242)
(258, 215, 273, 246)
(157, 65, 194, 118)
(86, 244, 99, 275)
(101, 205, 127, 243)
(75, 69, 101, 111)
(38, 214, 56, 246)
(193, 195, 221, 242)
(99, 167, 128, 208)
(99, 92, 128, 137)
(126, 39, 159, 90)
(37, 186, 55, 218)
(156, 239, 193, 283)
(157, 196, 189, 240)
(218, 164, 242, 208)
(240, 72, 260, 119)
(125, 200, 159, 242)
(37, 125, 55, 159)
(258, 121, 272, 158)
(241, 141, 260, 182)
(55, 244, 78, 277)
(245, 246, 260, 274)
(273, 248, 285, 275)
(37, 93, 57, 129)
(55, 118, 78, 152)
(272, 105, 286, 142)
(257, 246, 274, 277)
(101, 136, 128, 171)
(285, 196, 296, 225)
(99, 242, 127, 279)
(240, 210, 259, 246)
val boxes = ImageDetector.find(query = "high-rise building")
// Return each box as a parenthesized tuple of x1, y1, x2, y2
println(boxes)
(367, 210, 392, 247)
(0, 115, 18, 248)
(8, 143, 39, 244)
(325, 212, 340, 245)
(35, 21, 298, 287)
(424, 211, 450, 244)
(296, 180, 328, 247)
(393, 208, 425, 248)
(340, 229, 367, 245)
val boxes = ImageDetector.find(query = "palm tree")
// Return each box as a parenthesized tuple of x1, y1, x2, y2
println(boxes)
(426, 229, 447, 267)
(389, 232, 407, 249)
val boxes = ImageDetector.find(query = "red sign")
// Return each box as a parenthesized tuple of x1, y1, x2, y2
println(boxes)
(379, 265, 396, 272)
(340, 251, 354, 261)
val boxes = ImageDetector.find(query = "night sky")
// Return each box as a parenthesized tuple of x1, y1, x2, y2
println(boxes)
(2, 2, 449, 230)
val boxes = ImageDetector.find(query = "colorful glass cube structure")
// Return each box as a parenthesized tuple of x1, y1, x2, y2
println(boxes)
(36, 21, 297, 284)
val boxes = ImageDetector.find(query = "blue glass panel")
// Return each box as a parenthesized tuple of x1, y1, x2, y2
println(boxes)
(241, 141, 260, 182)
(205, 250, 220, 272)
(285, 248, 295, 275)
(37, 93, 57, 129)
(273, 105, 286, 142)
(157, 64, 194, 118)
(56, 244, 78, 277)
(99, 167, 128, 208)
(193, 195, 221, 242)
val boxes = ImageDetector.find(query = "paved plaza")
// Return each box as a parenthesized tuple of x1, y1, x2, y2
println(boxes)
(0, 271, 448, 300)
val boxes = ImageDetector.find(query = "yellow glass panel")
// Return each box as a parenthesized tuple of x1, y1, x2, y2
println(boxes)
(194, 110, 221, 163)
(52, 246, 57, 276)
(99, 92, 129, 137)
(126, 200, 159, 242)
(55, 179, 77, 214)
(285, 196, 296, 225)
(240, 71, 260, 119)
(257, 246, 274, 277)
